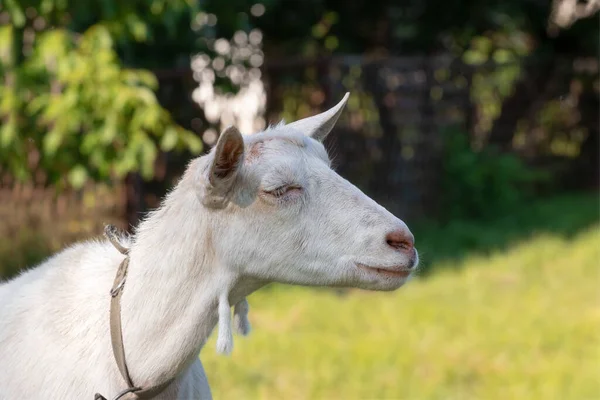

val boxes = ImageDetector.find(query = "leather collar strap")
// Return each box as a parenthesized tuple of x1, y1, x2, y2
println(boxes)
(94, 225, 174, 400)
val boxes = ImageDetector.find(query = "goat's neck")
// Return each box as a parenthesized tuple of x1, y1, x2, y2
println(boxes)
(118, 181, 263, 387)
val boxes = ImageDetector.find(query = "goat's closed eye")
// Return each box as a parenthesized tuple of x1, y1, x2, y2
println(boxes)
(263, 184, 302, 198)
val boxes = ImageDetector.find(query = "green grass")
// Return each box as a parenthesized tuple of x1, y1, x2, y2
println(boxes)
(2, 192, 598, 398)
(201, 194, 600, 400)
(412, 192, 600, 272)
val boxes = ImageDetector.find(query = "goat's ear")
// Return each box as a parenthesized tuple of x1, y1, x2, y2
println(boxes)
(209, 126, 244, 186)
(201, 126, 244, 207)
(284, 92, 349, 142)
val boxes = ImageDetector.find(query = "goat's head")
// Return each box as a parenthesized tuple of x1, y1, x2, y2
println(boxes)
(191, 92, 418, 291)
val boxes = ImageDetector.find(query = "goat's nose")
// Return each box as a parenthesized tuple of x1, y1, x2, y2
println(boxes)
(385, 230, 414, 253)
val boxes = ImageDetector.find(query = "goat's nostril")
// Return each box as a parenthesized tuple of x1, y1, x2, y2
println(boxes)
(385, 230, 414, 252)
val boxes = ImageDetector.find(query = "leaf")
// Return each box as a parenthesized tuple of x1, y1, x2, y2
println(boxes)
(463, 50, 488, 66)
(183, 131, 203, 154)
(125, 13, 149, 42)
(101, 113, 118, 144)
(0, 119, 16, 148)
(135, 87, 157, 105)
(81, 131, 101, 154)
(26, 94, 50, 115)
(43, 130, 64, 156)
(39, 0, 55, 15)
(140, 138, 158, 179)
(5, 0, 26, 28)
(160, 127, 179, 151)
(68, 165, 89, 189)
(133, 70, 158, 89)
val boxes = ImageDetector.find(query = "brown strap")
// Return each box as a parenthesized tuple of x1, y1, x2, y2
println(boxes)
(110, 257, 136, 389)
(94, 225, 174, 400)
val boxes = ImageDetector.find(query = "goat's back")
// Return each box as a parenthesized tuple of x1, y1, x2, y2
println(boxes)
(0, 240, 126, 398)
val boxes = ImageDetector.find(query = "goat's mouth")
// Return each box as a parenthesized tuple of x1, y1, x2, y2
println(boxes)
(356, 263, 413, 278)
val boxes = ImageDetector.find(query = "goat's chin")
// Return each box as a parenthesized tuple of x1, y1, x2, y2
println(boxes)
(261, 261, 411, 291)
(354, 277, 409, 292)
(347, 266, 413, 291)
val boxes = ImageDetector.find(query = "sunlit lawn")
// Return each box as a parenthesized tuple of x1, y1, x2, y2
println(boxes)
(1, 191, 598, 399)
(202, 217, 600, 399)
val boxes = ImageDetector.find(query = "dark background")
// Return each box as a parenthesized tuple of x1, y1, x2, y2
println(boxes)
(1, 0, 598, 280)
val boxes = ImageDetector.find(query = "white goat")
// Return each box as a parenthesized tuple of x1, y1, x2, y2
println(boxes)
(0, 93, 418, 399)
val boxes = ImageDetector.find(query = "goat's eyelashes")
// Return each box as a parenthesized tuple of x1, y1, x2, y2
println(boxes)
(262, 184, 302, 198)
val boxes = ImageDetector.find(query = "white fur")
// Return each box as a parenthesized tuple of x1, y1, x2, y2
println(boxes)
(0, 93, 418, 399)
(233, 298, 251, 336)
(216, 293, 234, 355)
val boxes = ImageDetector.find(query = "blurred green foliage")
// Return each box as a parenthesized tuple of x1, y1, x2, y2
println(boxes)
(0, 0, 202, 189)
(439, 127, 550, 221)
(1, 0, 597, 190)
(255, 0, 598, 57)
